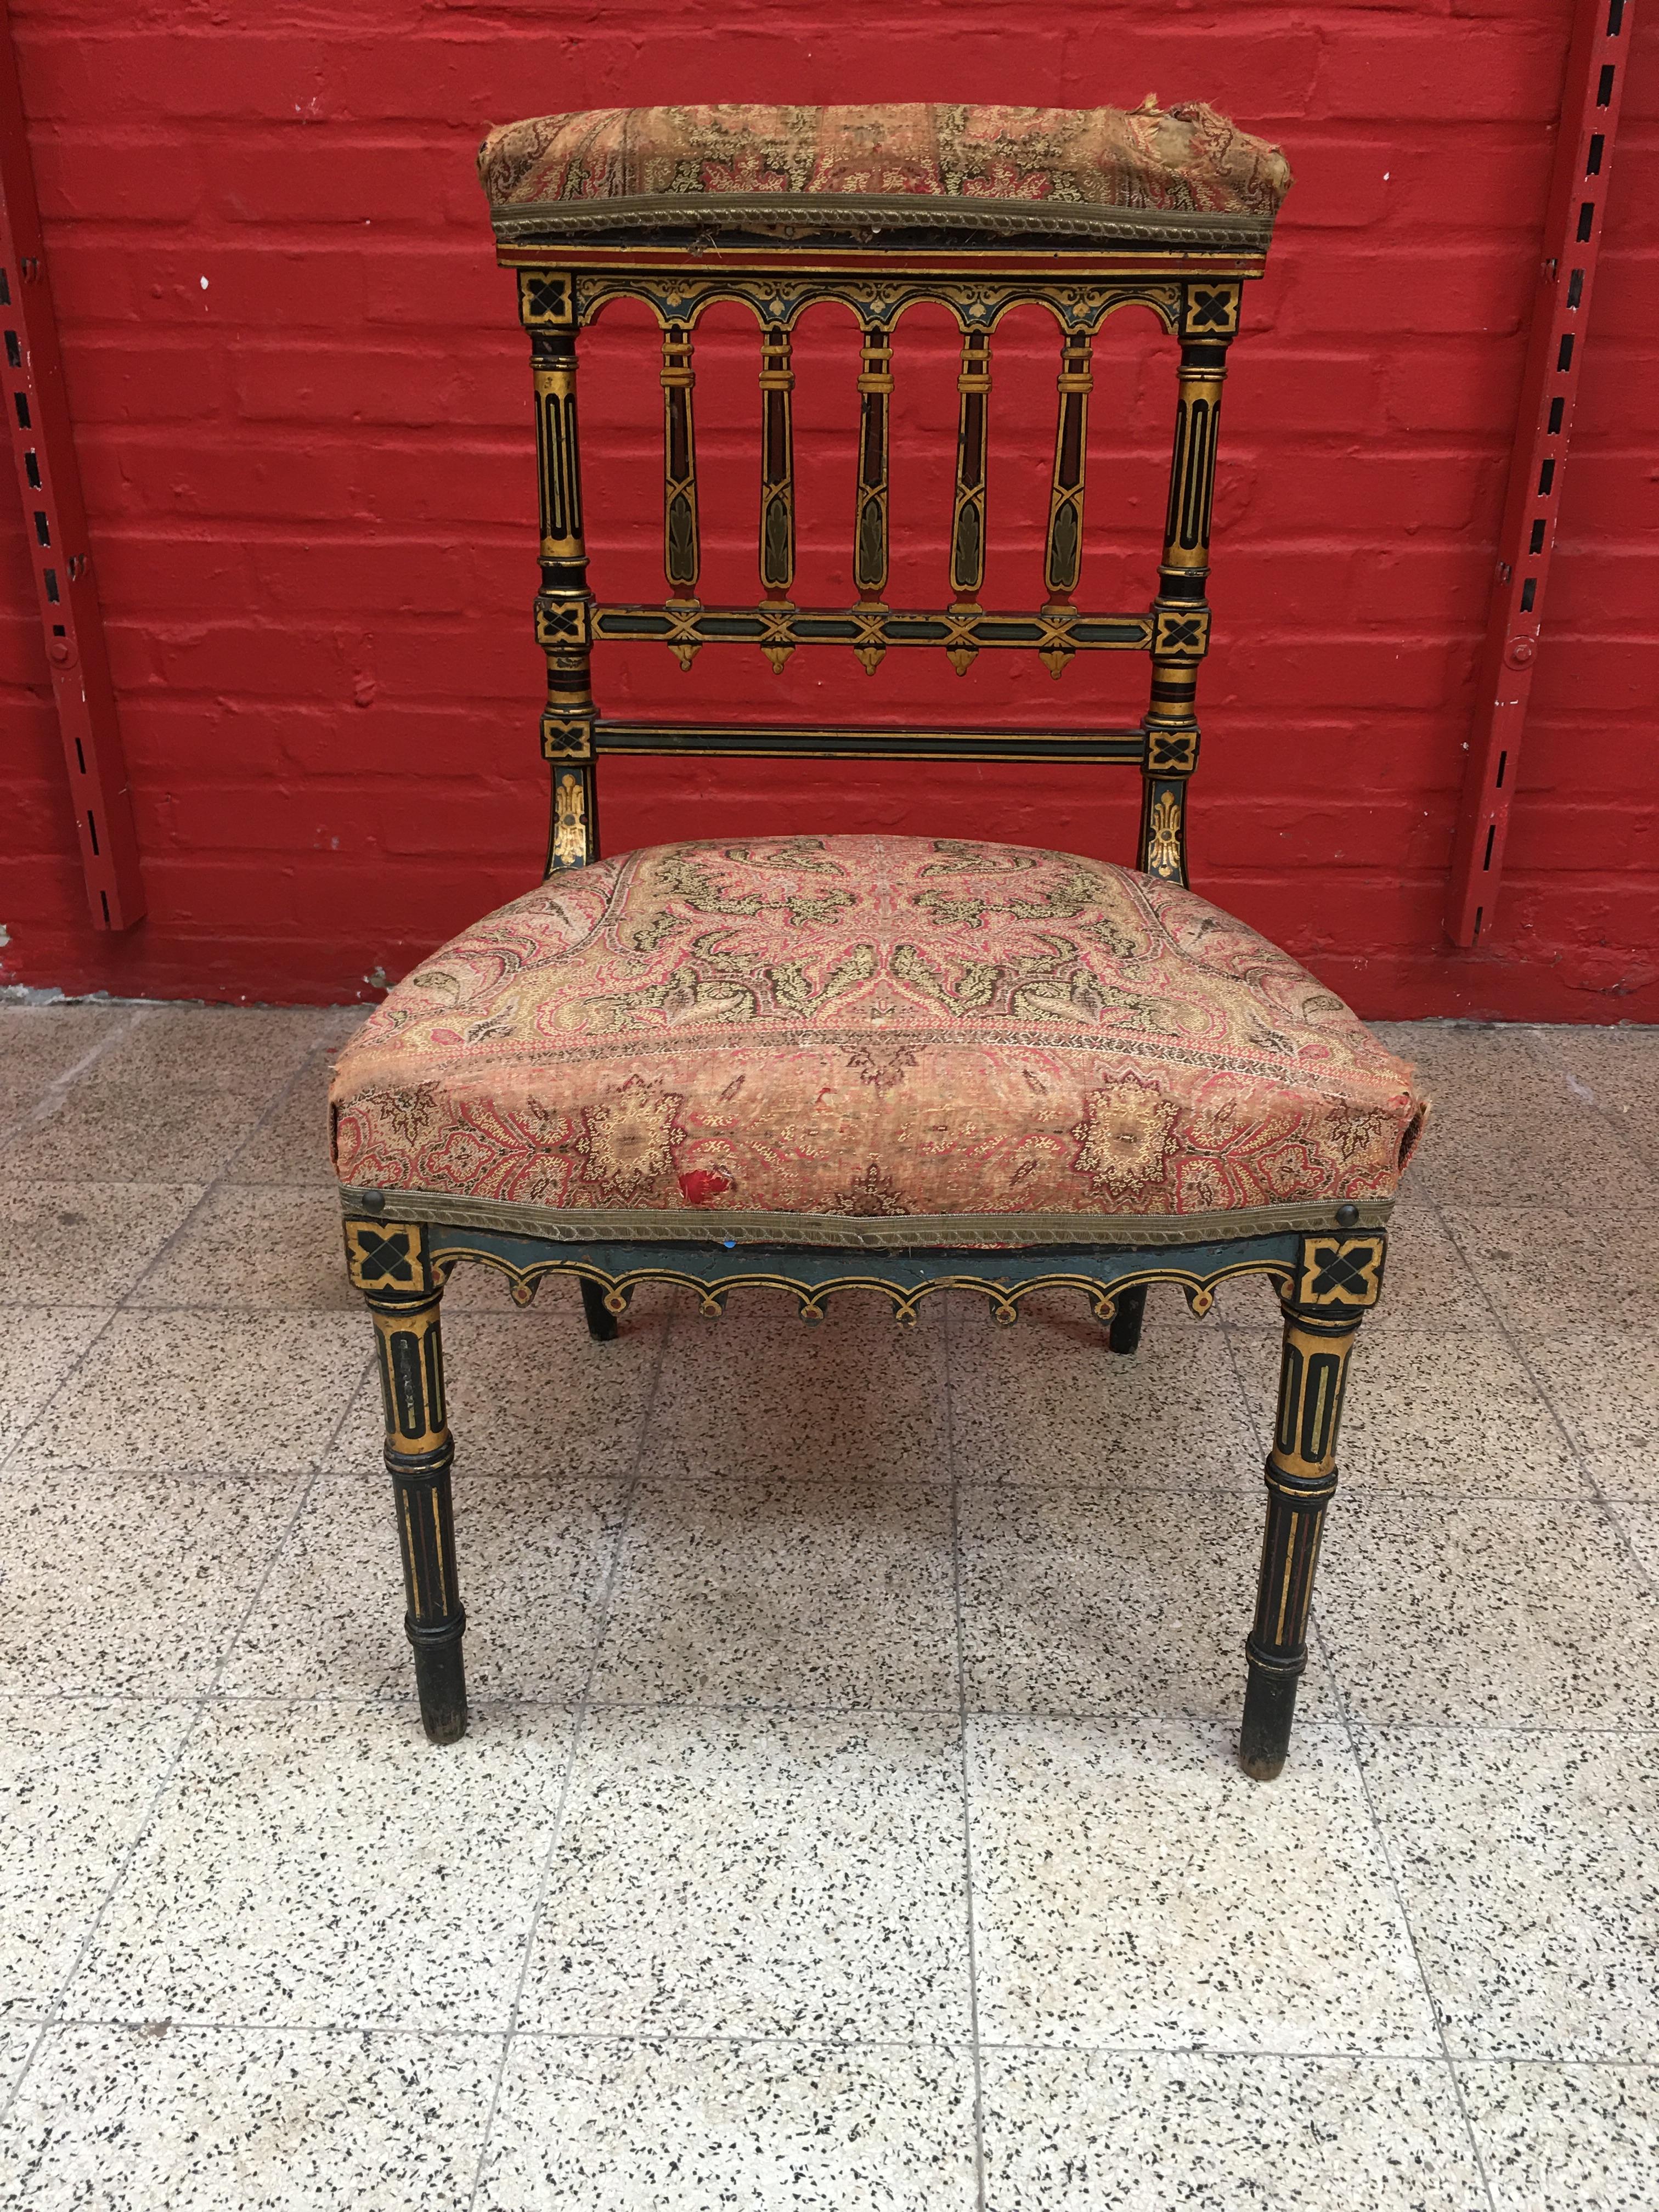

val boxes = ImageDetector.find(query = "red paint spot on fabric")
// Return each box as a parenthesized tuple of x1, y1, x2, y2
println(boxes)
(678, 1169, 733, 1204)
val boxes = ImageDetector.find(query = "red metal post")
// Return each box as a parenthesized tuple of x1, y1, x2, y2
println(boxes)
(1, 0, 144, 929)
(1444, 0, 1632, 950)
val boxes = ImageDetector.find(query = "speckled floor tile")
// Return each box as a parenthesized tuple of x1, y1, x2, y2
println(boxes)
(979, 2051, 1486, 2210)
(591, 1469, 955, 1709)
(1529, 1024, 1659, 1171)
(87, 1006, 332, 1093)
(0, 1080, 276, 1184)
(0, 1182, 202, 1305)
(0, 1471, 305, 1698)
(0, 1002, 138, 1086)
(0, 1700, 195, 2019)
(222, 1055, 338, 1184)
(222, 1472, 628, 1704)
(1317, 1497, 1659, 1726)
(1525, 1329, 1659, 1500)
(0, 1085, 46, 1147)
(951, 1294, 1261, 1492)
(0, 2024, 499, 2211)
(1458, 2061, 1659, 2211)
(0, 2025, 35, 2106)
(479, 2036, 976, 2211)
(1359, 1730, 1659, 2061)
(1443, 1205, 1645, 1338)
(127, 1185, 357, 1311)
(960, 1486, 1336, 1719)
(645, 1297, 948, 1483)
(21, 1312, 370, 1472)
(517, 1709, 969, 2041)
(67, 1702, 574, 2030)
(0, 1309, 108, 1461)
(968, 1716, 1436, 2053)
(1613, 1506, 1659, 1597)
(328, 1309, 661, 1479)
(1228, 1324, 1583, 1497)
(1408, 1030, 1655, 1212)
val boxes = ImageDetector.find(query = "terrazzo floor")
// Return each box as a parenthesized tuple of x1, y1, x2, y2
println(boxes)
(0, 1002, 1656, 2209)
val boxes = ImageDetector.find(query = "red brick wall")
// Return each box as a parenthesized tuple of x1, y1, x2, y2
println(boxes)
(3, 1, 1655, 1018)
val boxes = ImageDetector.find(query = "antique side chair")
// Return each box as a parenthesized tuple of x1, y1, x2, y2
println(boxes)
(332, 101, 1426, 1778)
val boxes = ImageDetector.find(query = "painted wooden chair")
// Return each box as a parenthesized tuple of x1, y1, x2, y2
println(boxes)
(333, 101, 1426, 1777)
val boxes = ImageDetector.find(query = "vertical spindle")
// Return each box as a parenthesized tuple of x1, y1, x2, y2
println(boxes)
(759, 321, 796, 602)
(661, 322, 700, 603)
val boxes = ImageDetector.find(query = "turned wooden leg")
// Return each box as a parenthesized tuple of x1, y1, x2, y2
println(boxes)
(366, 1282, 467, 1743)
(1106, 1282, 1148, 1355)
(1239, 1230, 1384, 1780)
(580, 1276, 619, 1342)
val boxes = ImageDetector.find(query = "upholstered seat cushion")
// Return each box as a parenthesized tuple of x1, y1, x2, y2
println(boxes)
(478, 100, 1291, 249)
(331, 836, 1423, 1248)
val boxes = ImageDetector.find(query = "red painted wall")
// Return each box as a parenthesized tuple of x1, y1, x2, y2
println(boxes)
(3, 1, 1656, 1018)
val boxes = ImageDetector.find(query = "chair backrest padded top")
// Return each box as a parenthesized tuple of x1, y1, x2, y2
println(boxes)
(477, 99, 1293, 234)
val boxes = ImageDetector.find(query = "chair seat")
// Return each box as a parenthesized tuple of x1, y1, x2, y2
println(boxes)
(331, 836, 1424, 1248)
(478, 100, 1291, 249)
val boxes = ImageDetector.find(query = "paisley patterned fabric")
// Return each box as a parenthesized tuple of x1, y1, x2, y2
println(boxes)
(331, 836, 1423, 1238)
(479, 100, 1292, 246)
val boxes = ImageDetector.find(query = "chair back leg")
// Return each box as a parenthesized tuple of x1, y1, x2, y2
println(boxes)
(1105, 1280, 1148, 1355)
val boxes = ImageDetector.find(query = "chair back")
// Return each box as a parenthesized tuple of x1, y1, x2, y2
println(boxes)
(478, 101, 1290, 882)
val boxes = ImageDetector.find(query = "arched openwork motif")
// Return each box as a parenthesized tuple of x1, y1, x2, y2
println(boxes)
(573, 273, 1181, 336)
(515, 257, 1243, 887)
(417, 1227, 1300, 1329)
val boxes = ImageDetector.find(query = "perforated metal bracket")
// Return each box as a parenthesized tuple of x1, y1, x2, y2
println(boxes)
(1445, 0, 1631, 949)
(1, 0, 143, 930)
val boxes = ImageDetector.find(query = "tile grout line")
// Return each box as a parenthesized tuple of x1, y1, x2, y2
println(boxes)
(15, 1685, 1659, 1736)
(462, 1294, 678, 2211)
(24, 2011, 1606, 2063)
(941, 1294, 989, 2212)
(0, 1331, 373, 2128)
(1314, 1612, 1503, 2212)
(3, 1462, 1630, 1511)
(1422, 1179, 1659, 1615)
(0, 1035, 345, 1481)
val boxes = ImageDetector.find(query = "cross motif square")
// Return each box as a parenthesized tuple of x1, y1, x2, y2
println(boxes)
(1297, 1236, 1385, 1308)
(519, 270, 572, 327)
(1186, 284, 1240, 334)
(536, 598, 590, 648)
(345, 1221, 432, 1294)
(1154, 608, 1209, 657)
(1146, 730, 1198, 774)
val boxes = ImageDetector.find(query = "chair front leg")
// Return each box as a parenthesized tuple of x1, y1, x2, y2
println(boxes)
(1239, 1276, 1369, 1780)
(366, 1283, 468, 1743)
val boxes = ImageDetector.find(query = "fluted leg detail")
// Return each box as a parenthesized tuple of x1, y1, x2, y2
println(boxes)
(368, 1285, 467, 1743)
(1239, 1295, 1365, 1780)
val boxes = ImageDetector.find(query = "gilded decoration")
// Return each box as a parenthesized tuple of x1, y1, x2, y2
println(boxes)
(331, 834, 1424, 1226)
(1144, 789, 1184, 876)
